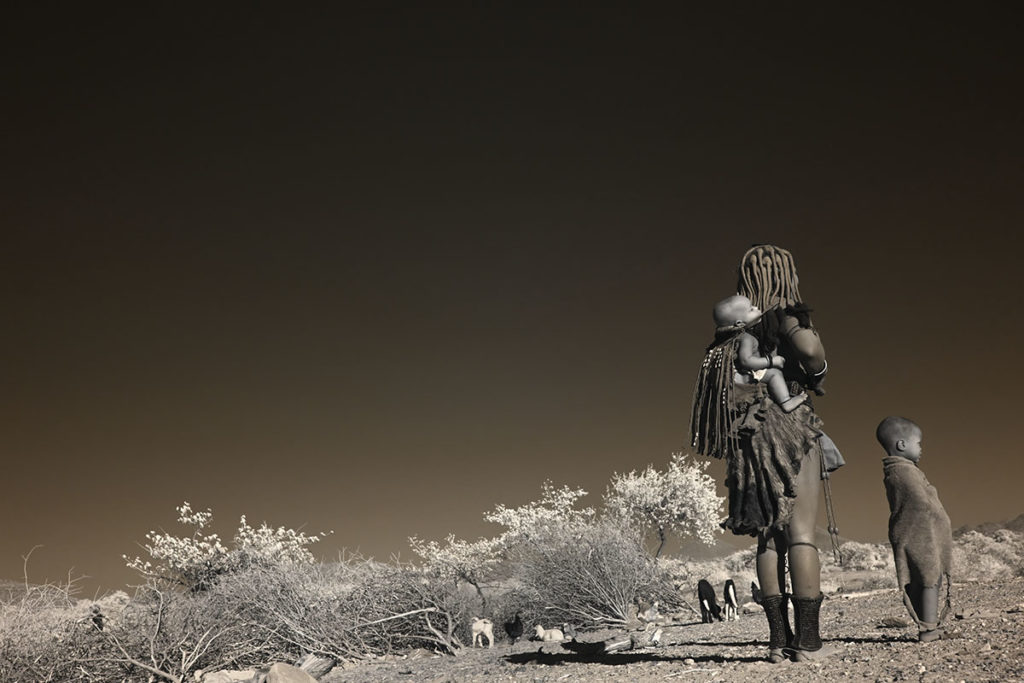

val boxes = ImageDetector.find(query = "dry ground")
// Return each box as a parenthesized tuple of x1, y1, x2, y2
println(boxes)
(320, 578, 1024, 683)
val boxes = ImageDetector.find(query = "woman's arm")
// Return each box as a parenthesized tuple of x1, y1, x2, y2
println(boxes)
(783, 316, 826, 376)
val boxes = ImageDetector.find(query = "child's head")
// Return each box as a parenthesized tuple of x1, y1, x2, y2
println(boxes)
(876, 416, 923, 462)
(713, 295, 762, 330)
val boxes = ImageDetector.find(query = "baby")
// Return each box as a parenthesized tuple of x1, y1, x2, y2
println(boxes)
(712, 295, 807, 412)
(877, 416, 953, 642)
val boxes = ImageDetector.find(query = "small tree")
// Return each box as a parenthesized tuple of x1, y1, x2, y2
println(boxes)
(484, 480, 596, 542)
(124, 502, 331, 592)
(604, 453, 724, 558)
(408, 535, 501, 611)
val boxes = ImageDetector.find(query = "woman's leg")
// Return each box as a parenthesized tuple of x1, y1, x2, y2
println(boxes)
(787, 444, 822, 598)
(756, 530, 787, 596)
(757, 530, 792, 662)
(786, 443, 835, 659)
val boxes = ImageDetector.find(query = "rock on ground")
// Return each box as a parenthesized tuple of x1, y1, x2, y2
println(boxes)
(201, 671, 258, 683)
(266, 662, 317, 683)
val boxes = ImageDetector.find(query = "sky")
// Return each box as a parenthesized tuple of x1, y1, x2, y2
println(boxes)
(2, 5, 1023, 594)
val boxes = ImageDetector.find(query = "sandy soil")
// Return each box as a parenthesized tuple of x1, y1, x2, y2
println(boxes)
(320, 578, 1024, 683)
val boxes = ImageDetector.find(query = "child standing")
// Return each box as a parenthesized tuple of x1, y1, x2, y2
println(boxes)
(877, 416, 953, 642)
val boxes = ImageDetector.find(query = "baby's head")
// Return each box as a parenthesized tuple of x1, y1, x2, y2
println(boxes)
(876, 416, 923, 462)
(713, 295, 762, 330)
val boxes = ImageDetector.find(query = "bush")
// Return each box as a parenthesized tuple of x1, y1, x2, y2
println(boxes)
(124, 502, 330, 592)
(206, 556, 476, 661)
(0, 581, 86, 682)
(838, 541, 895, 572)
(954, 529, 1024, 580)
(510, 517, 670, 626)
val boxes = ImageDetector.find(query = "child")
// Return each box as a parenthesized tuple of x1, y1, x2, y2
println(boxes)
(877, 416, 953, 642)
(713, 295, 807, 412)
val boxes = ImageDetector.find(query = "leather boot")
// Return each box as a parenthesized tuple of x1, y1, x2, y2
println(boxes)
(788, 593, 835, 661)
(761, 594, 791, 663)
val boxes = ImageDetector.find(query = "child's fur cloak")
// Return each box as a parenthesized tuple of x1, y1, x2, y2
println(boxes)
(882, 456, 953, 630)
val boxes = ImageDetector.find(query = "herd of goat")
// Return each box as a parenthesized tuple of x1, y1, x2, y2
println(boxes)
(470, 578, 749, 648)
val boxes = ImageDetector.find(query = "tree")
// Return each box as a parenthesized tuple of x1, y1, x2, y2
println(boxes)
(124, 502, 331, 592)
(484, 480, 596, 542)
(603, 453, 724, 558)
(408, 534, 501, 610)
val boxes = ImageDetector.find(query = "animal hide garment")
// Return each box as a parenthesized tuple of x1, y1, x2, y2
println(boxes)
(882, 456, 953, 629)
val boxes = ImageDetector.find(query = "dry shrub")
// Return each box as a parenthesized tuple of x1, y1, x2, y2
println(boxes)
(208, 556, 475, 661)
(483, 585, 536, 636)
(836, 541, 893, 571)
(1, 557, 478, 682)
(0, 581, 87, 682)
(954, 529, 1024, 581)
(510, 518, 671, 626)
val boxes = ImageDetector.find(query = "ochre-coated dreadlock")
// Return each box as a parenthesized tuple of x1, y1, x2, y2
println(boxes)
(690, 330, 744, 459)
(736, 245, 802, 310)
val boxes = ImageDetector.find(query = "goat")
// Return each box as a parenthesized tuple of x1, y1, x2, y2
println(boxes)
(533, 625, 564, 642)
(471, 617, 494, 648)
(723, 579, 739, 621)
(697, 579, 723, 623)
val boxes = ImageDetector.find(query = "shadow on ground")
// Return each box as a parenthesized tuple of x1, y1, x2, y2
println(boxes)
(505, 648, 763, 666)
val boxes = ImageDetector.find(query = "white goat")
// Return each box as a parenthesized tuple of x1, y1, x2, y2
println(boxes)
(471, 618, 494, 648)
(533, 625, 564, 642)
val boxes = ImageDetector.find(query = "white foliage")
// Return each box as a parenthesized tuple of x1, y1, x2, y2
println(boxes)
(603, 453, 724, 551)
(484, 480, 596, 542)
(124, 501, 331, 591)
(408, 534, 501, 585)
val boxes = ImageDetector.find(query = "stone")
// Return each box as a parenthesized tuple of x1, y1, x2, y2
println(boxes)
(266, 663, 317, 683)
(295, 653, 334, 678)
(202, 671, 257, 683)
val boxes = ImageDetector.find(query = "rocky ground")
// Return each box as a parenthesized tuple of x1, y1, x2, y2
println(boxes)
(316, 579, 1024, 683)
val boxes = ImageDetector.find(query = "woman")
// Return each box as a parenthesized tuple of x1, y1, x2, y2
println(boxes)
(691, 244, 832, 662)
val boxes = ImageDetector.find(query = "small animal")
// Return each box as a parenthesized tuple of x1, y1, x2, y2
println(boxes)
(750, 581, 764, 605)
(471, 617, 494, 648)
(697, 579, 723, 623)
(533, 625, 565, 642)
(723, 579, 739, 621)
(504, 611, 524, 647)
(561, 622, 578, 640)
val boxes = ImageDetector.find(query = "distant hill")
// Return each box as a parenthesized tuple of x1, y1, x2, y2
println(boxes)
(954, 513, 1024, 538)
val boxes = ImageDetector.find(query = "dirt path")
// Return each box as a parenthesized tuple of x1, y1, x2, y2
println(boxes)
(321, 579, 1024, 682)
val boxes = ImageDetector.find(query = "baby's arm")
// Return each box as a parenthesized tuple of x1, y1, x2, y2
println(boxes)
(736, 333, 784, 372)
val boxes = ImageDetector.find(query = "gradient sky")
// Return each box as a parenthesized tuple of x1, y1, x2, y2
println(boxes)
(3, 5, 1023, 594)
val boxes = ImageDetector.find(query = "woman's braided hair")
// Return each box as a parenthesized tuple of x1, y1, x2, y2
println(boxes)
(737, 245, 802, 310)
